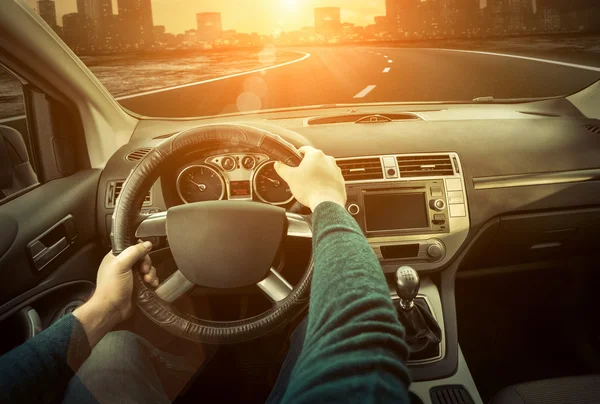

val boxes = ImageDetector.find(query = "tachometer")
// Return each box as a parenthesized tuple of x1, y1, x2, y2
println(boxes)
(176, 164, 225, 203)
(253, 161, 294, 205)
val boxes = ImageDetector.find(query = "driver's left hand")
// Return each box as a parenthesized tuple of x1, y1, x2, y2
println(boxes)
(93, 241, 158, 323)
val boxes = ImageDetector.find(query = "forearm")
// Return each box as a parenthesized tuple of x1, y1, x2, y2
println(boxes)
(73, 298, 120, 347)
(281, 202, 410, 402)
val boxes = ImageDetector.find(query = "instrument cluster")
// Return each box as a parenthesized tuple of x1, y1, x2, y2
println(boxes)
(175, 153, 294, 206)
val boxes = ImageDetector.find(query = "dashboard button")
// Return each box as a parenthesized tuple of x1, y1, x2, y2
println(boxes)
(449, 204, 467, 217)
(448, 191, 464, 204)
(347, 204, 360, 216)
(445, 178, 463, 191)
(430, 186, 442, 197)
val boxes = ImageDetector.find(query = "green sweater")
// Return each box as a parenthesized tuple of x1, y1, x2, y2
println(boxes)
(280, 202, 410, 403)
(0, 202, 410, 403)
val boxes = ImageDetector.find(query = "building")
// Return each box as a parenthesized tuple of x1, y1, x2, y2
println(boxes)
(196, 12, 223, 42)
(37, 0, 57, 29)
(76, 0, 116, 50)
(386, 0, 420, 37)
(62, 13, 82, 49)
(314, 7, 342, 36)
(118, 0, 154, 49)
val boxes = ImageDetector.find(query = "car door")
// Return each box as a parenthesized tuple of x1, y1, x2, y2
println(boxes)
(0, 63, 103, 353)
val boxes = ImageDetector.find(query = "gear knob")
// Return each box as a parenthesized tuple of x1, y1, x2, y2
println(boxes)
(395, 266, 420, 310)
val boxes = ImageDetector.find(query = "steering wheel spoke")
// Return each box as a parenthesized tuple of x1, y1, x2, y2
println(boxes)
(257, 268, 293, 302)
(135, 211, 167, 238)
(155, 269, 194, 303)
(286, 212, 312, 238)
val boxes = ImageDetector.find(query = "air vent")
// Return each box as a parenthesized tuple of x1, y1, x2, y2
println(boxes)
(397, 155, 454, 178)
(125, 148, 152, 161)
(584, 124, 600, 135)
(105, 180, 152, 208)
(430, 385, 474, 404)
(337, 157, 383, 182)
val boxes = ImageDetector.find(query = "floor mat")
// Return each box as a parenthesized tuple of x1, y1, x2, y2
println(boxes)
(455, 264, 599, 402)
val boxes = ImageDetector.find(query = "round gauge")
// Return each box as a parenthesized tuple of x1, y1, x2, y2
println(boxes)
(253, 161, 294, 205)
(176, 165, 225, 203)
(241, 155, 256, 170)
(221, 156, 236, 171)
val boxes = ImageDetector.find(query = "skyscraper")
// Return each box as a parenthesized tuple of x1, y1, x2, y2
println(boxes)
(386, 0, 420, 37)
(76, 0, 115, 50)
(37, 0, 57, 29)
(196, 12, 223, 42)
(314, 7, 342, 36)
(118, 0, 154, 49)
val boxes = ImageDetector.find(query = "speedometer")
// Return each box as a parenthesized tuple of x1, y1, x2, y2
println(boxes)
(253, 161, 294, 205)
(176, 164, 225, 203)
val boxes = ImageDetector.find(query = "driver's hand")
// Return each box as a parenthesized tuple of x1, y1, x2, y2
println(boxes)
(274, 146, 346, 212)
(91, 241, 158, 323)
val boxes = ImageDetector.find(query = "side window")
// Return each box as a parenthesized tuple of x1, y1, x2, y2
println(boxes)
(0, 65, 39, 203)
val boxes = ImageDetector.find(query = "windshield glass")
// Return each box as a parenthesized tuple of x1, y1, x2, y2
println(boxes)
(24, 0, 600, 118)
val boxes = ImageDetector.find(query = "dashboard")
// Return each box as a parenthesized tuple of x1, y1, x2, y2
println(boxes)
(97, 98, 600, 274)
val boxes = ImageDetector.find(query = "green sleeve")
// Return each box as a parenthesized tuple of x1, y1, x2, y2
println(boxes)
(281, 202, 411, 403)
(0, 313, 91, 403)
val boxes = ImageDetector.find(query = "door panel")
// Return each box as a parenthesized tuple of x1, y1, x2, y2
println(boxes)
(0, 168, 102, 307)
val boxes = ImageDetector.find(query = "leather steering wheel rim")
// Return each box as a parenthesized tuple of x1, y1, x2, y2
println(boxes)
(111, 124, 313, 344)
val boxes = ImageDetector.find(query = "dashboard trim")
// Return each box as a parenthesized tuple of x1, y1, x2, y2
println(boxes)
(473, 168, 600, 190)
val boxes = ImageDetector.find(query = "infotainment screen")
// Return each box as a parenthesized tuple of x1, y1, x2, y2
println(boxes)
(363, 193, 428, 232)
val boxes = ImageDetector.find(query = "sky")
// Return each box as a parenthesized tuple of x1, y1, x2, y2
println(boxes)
(27, 0, 495, 35)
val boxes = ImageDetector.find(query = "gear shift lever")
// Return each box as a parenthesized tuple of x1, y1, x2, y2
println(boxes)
(395, 266, 420, 311)
(394, 265, 442, 358)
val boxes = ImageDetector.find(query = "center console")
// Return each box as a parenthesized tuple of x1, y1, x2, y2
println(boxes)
(339, 153, 481, 403)
(338, 153, 470, 273)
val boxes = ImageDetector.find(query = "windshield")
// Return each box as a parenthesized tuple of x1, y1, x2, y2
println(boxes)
(24, 0, 600, 118)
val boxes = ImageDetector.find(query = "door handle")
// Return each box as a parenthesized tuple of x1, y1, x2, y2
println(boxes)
(29, 237, 69, 270)
(27, 215, 77, 271)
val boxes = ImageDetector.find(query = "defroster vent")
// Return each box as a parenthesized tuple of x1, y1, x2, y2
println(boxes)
(397, 154, 454, 178)
(337, 157, 384, 182)
(125, 148, 152, 162)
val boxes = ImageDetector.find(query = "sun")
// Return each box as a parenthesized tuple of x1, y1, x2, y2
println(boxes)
(281, 0, 298, 10)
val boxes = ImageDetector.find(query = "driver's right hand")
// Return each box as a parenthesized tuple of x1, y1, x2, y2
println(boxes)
(274, 146, 347, 212)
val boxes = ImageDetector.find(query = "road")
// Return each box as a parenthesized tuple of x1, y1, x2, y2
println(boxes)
(118, 47, 600, 118)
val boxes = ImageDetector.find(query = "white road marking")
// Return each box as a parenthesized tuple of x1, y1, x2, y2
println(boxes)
(383, 67, 391, 73)
(388, 60, 393, 63)
(117, 51, 312, 100)
(377, 53, 381, 55)
(414, 48, 600, 72)
(384, 55, 388, 58)
(353, 85, 376, 99)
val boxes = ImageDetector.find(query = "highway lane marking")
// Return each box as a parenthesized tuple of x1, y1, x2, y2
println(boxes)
(419, 48, 600, 72)
(388, 60, 393, 63)
(377, 53, 381, 55)
(383, 67, 391, 73)
(353, 85, 376, 98)
(384, 55, 388, 58)
(117, 51, 312, 100)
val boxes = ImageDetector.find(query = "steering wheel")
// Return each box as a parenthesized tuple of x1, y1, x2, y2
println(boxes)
(111, 124, 313, 344)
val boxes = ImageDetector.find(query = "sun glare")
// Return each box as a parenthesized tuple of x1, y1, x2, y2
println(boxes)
(281, 0, 298, 10)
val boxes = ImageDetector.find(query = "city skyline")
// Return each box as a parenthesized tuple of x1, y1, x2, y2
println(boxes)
(27, 0, 504, 35)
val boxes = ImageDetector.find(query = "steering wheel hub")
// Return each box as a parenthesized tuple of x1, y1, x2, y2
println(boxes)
(167, 201, 286, 288)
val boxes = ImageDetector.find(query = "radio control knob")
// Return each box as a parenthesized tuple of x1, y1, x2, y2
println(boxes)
(347, 203, 360, 216)
(429, 199, 446, 212)
(427, 243, 444, 260)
